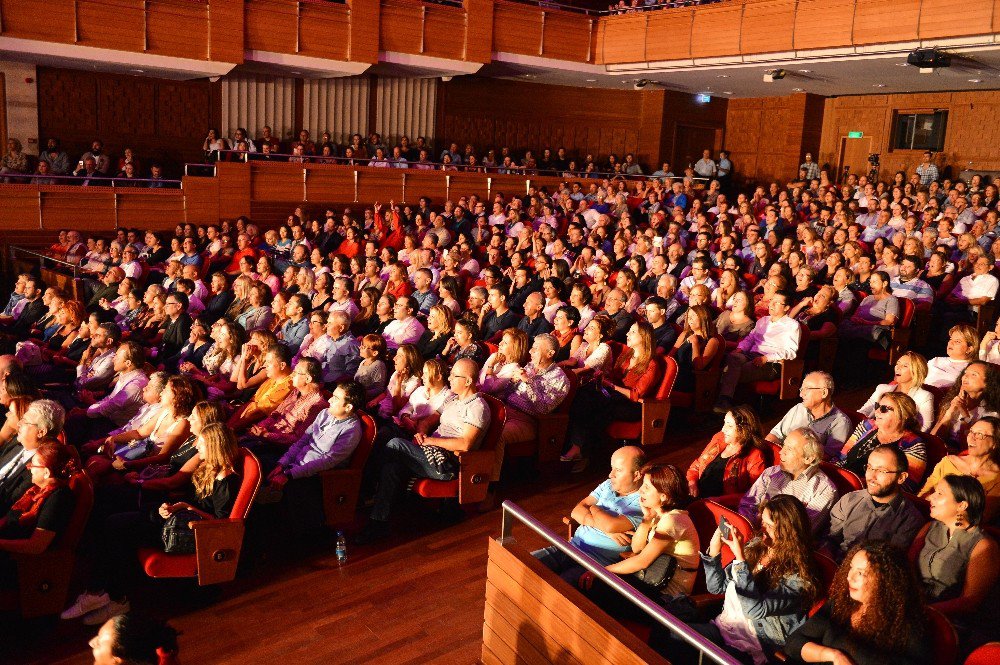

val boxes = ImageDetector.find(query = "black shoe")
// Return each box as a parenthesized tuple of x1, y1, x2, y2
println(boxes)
(354, 519, 390, 546)
(712, 397, 733, 415)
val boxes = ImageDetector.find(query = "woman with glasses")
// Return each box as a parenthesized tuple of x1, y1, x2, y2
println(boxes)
(837, 392, 926, 491)
(921, 416, 1000, 523)
(0, 440, 77, 558)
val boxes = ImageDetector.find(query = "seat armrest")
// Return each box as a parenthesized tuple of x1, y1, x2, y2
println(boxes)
(562, 515, 579, 542)
(778, 359, 805, 400)
(639, 399, 671, 446)
(192, 518, 245, 586)
(319, 468, 363, 527)
(536, 413, 570, 463)
(456, 450, 494, 504)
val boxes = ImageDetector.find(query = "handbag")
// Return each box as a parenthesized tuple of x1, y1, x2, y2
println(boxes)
(633, 554, 678, 590)
(115, 438, 155, 461)
(161, 508, 203, 554)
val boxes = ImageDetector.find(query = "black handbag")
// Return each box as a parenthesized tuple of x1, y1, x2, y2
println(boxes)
(161, 509, 203, 554)
(633, 554, 678, 590)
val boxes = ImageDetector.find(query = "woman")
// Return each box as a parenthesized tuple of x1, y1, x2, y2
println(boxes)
(295, 267, 316, 300)
(229, 329, 280, 398)
(0, 373, 40, 445)
(568, 283, 596, 332)
(916, 475, 1000, 630)
(858, 351, 935, 429)
(417, 304, 455, 360)
(785, 541, 928, 665)
(184, 318, 243, 396)
(923, 250, 956, 301)
(921, 417, 1000, 523)
(838, 392, 927, 490)
(354, 334, 388, 400)
(294, 311, 331, 365)
(925, 324, 978, 389)
(931, 360, 1000, 450)
(660, 495, 820, 665)
(671, 305, 722, 394)
(563, 314, 614, 377)
(86, 376, 195, 482)
(550, 306, 583, 364)
(168, 317, 212, 371)
(687, 405, 770, 498)
(256, 255, 281, 295)
(577, 464, 699, 604)
(563, 322, 664, 469)
(479, 329, 529, 395)
(541, 277, 567, 323)
(377, 358, 455, 446)
(268, 291, 290, 334)
(712, 269, 741, 311)
(437, 276, 463, 316)
(90, 613, 179, 665)
(236, 282, 274, 334)
(837, 270, 899, 347)
(350, 287, 384, 336)
(714, 291, 755, 344)
(442, 319, 488, 368)
(384, 263, 413, 299)
(310, 272, 332, 312)
(616, 269, 643, 313)
(372, 344, 423, 420)
(242, 358, 328, 458)
(0, 441, 77, 556)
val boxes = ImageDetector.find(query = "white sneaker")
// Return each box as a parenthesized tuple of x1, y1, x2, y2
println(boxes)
(60, 591, 109, 620)
(82, 598, 130, 626)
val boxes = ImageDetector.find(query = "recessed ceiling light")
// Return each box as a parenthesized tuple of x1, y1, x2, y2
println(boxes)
(896, 63, 909, 67)
(131, 69, 145, 74)
(716, 74, 730, 78)
(969, 78, 983, 83)
(585, 78, 597, 82)
(873, 84, 885, 87)
(792, 87, 803, 92)
(797, 69, 811, 73)
(722, 91, 733, 95)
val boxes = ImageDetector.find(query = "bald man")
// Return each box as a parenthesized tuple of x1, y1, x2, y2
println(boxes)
(534, 445, 646, 584)
(358, 358, 491, 544)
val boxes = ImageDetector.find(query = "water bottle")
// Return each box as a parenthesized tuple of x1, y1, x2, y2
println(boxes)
(335, 531, 348, 566)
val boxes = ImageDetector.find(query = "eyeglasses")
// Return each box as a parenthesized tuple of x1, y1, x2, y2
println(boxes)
(969, 431, 995, 442)
(25, 462, 47, 470)
(865, 464, 901, 476)
(873, 404, 895, 414)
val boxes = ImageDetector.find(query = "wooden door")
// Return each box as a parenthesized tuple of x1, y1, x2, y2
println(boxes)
(673, 125, 721, 172)
(837, 136, 873, 183)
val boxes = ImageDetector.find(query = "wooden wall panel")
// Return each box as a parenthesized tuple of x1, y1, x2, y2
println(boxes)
(542, 12, 593, 63)
(0, 0, 75, 42)
(0, 189, 42, 231)
(690, 5, 742, 59)
(299, 3, 351, 60)
(598, 15, 646, 64)
(792, 0, 854, 50)
(207, 0, 244, 63)
(244, 0, 298, 53)
(356, 168, 406, 202)
(37, 68, 213, 177)
(398, 170, 448, 202)
(645, 11, 692, 61)
(251, 163, 304, 201)
(423, 5, 467, 60)
(724, 93, 824, 184)
(116, 191, 186, 230)
(379, 1, 424, 53)
(304, 168, 360, 203)
(853, 0, 919, 44)
(76, 0, 144, 51)
(464, 0, 494, 63)
(347, 0, 381, 64)
(918, 0, 994, 38)
(183, 176, 220, 224)
(215, 162, 251, 219)
(493, 3, 544, 56)
(40, 190, 116, 230)
(146, 1, 209, 60)
(740, 0, 795, 54)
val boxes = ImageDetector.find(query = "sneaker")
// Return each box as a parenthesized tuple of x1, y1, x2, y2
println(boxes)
(82, 598, 130, 626)
(60, 591, 109, 620)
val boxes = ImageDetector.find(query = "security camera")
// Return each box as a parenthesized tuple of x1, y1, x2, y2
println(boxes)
(763, 69, 786, 83)
(633, 79, 650, 90)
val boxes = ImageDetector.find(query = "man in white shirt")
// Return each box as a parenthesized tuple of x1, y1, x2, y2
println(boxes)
(714, 290, 801, 412)
(328, 277, 360, 320)
(693, 149, 717, 179)
(947, 256, 999, 314)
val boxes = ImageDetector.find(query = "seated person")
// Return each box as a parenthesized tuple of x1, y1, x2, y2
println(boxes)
(354, 334, 389, 401)
(88, 613, 179, 665)
(642, 296, 678, 351)
(73, 341, 148, 442)
(930, 360, 1000, 450)
(825, 445, 926, 562)
(182, 318, 244, 396)
(383, 296, 425, 350)
(766, 371, 853, 460)
(714, 290, 756, 344)
(837, 392, 926, 489)
(240, 358, 328, 456)
(0, 399, 65, 515)
(416, 304, 454, 360)
(560, 314, 614, 377)
(920, 416, 1000, 524)
(784, 541, 929, 665)
(576, 464, 700, 610)
(319, 311, 361, 385)
(654, 495, 820, 665)
(858, 351, 935, 430)
(358, 358, 490, 544)
(915, 474, 1000, 646)
(687, 405, 770, 498)
(62, 423, 242, 624)
(739, 428, 838, 534)
(154, 293, 191, 362)
(372, 344, 422, 420)
(837, 270, 899, 348)
(227, 345, 294, 431)
(924, 324, 978, 389)
(479, 329, 529, 395)
(258, 381, 366, 530)
(534, 446, 645, 585)
(442, 318, 489, 368)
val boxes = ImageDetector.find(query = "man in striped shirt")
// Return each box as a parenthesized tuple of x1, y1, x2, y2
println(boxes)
(890, 255, 935, 307)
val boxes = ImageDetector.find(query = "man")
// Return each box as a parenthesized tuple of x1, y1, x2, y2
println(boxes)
(180, 264, 209, 303)
(326, 276, 359, 321)
(824, 445, 925, 562)
(157, 293, 191, 361)
(946, 255, 999, 316)
(228, 345, 294, 431)
(1, 277, 45, 336)
(280, 294, 310, 355)
(85, 268, 123, 312)
(383, 296, 425, 350)
(693, 149, 717, 180)
(178, 237, 202, 270)
(0, 399, 65, 514)
(642, 296, 678, 351)
(516, 292, 553, 339)
(799, 152, 820, 181)
(81, 139, 111, 174)
(739, 428, 838, 534)
(766, 371, 853, 460)
(74, 323, 120, 398)
(322, 311, 361, 385)
(481, 285, 521, 342)
(72, 341, 148, 442)
(261, 381, 366, 529)
(890, 255, 935, 308)
(916, 151, 939, 186)
(411, 268, 439, 315)
(224, 233, 259, 274)
(508, 266, 540, 314)
(533, 446, 646, 584)
(678, 257, 717, 302)
(358, 358, 490, 543)
(602, 288, 633, 344)
(714, 290, 800, 413)
(201, 272, 235, 324)
(717, 150, 732, 191)
(118, 246, 142, 280)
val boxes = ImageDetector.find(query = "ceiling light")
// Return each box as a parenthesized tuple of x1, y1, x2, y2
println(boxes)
(130, 69, 145, 74)
(722, 91, 733, 95)
(873, 84, 885, 88)
(896, 63, 909, 67)
(969, 78, 982, 83)
(716, 74, 730, 78)
(797, 69, 812, 73)
(792, 87, 803, 92)
(585, 78, 597, 82)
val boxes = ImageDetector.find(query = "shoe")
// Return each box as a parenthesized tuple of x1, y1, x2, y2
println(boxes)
(712, 397, 733, 415)
(571, 458, 589, 474)
(61, 591, 109, 620)
(82, 598, 130, 626)
(560, 445, 582, 463)
(256, 486, 283, 505)
(355, 519, 390, 546)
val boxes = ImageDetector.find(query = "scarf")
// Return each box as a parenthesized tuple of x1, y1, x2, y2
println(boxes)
(9, 479, 65, 529)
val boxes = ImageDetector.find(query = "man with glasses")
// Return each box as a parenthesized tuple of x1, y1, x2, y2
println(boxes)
(824, 444, 925, 562)
(156, 293, 191, 361)
(383, 296, 425, 350)
(766, 371, 853, 460)
(601, 288, 633, 344)
(358, 358, 490, 544)
(0, 399, 64, 514)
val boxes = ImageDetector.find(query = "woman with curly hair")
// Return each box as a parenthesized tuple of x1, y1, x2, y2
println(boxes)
(687, 405, 770, 498)
(784, 541, 929, 665)
(931, 360, 1000, 450)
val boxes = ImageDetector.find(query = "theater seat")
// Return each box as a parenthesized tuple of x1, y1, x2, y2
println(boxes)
(410, 394, 506, 505)
(670, 334, 725, 414)
(687, 499, 754, 610)
(508, 370, 578, 463)
(965, 642, 1000, 665)
(138, 447, 261, 586)
(818, 462, 863, 495)
(926, 606, 958, 665)
(606, 355, 678, 447)
(320, 412, 377, 527)
(867, 297, 914, 368)
(750, 322, 809, 401)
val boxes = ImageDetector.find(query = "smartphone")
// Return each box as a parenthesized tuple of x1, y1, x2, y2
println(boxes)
(719, 515, 732, 540)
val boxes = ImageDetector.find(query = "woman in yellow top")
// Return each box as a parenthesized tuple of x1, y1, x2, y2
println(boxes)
(920, 416, 1000, 523)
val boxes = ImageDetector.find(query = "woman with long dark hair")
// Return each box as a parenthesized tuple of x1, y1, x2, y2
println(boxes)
(687, 405, 769, 498)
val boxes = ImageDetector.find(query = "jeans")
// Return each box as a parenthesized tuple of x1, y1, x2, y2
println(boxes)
(369, 437, 456, 522)
(532, 546, 587, 587)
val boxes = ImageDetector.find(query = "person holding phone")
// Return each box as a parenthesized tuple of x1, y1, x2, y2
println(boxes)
(653, 495, 820, 664)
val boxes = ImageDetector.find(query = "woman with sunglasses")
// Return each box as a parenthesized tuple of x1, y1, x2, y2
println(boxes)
(837, 392, 926, 491)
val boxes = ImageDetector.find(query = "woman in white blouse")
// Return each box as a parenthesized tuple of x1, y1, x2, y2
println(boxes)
(925, 324, 979, 389)
(479, 329, 529, 395)
(560, 314, 614, 377)
(858, 351, 936, 430)
(372, 344, 422, 420)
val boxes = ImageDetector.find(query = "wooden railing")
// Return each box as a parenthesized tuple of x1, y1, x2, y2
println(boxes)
(244, 0, 378, 64)
(0, 184, 185, 232)
(492, 0, 595, 63)
(0, 0, 243, 63)
(595, 0, 1000, 64)
(379, 0, 494, 63)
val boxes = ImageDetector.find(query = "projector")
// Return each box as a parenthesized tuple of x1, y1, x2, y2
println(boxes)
(907, 49, 951, 73)
(763, 69, 786, 83)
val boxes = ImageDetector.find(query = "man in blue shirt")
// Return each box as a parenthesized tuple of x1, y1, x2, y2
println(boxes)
(533, 446, 646, 584)
(280, 294, 310, 355)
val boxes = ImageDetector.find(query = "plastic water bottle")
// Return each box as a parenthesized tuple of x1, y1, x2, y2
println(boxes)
(335, 531, 348, 566)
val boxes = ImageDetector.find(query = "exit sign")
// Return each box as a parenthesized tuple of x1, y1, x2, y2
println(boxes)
(848, 131, 864, 138)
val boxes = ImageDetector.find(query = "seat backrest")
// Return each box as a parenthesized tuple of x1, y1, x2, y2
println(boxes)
(818, 462, 863, 495)
(925, 606, 958, 665)
(655, 354, 678, 401)
(229, 448, 263, 520)
(921, 433, 949, 478)
(965, 642, 1000, 665)
(607, 340, 626, 366)
(795, 322, 810, 361)
(348, 411, 377, 472)
(57, 472, 94, 552)
(688, 499, 754, 569)
(476, 393, 507, 454)
(810, 552, 839, 616)
(554, 369, 579, 415)
(899, 297, 915, 328)
(902, 491, 932, 522)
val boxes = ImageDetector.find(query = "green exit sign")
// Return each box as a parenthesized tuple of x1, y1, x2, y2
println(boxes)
(847, 131, 864, 138)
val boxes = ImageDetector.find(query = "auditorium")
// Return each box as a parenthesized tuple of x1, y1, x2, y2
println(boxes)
(2, 0, 1000, 662)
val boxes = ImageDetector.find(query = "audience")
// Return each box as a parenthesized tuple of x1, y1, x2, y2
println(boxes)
(766, 371, 852, 460)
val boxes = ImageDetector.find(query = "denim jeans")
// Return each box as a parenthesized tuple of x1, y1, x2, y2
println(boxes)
(369, 437, 456, 522)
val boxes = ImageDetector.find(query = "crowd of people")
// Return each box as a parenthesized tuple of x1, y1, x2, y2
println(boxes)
(0, 137, 175, 187)
(1, 134, 1000, 662)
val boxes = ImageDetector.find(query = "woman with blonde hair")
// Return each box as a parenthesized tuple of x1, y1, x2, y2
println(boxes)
(417, 304, 455, 359)
(925, 324, 979, 389)
(838, 392, 927, 490)
(858, 351, 935, 428)
(480, 328, 530, 394)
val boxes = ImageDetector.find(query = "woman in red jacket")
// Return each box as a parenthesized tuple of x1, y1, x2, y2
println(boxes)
(686, 404, 770, 498)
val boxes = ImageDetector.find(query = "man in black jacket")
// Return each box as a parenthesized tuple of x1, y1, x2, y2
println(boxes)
(201, 272, 236, 325)
(86, 267, 123, 312)
(0, 277, 47, 344)
(0, 398, 64, 515)
(157, 292, 191, 361)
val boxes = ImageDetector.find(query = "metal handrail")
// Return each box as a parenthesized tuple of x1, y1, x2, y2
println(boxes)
(0, 173, 181, 187)
(499, 500, 740, 665)
(10, 246, 84, 279)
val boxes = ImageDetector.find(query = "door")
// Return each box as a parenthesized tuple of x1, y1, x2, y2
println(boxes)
(837, 136, 873, 183)
(673, 125, 721, 172)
